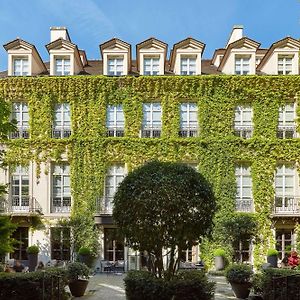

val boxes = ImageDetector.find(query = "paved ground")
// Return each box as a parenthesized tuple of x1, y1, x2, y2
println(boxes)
(72, 273, 240, 300)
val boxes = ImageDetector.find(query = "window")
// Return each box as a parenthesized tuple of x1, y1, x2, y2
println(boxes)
(275, 164, 298, 214)
(235, 165, 253, 212)
(235, 56, 250, 75)
(108, 57, 124, 76)
(10, 102, 29, 139)
(180, 57, 196, 75)
(143, 57, 160, 75)
(52, 164, 71, 213)
(278, 103, 296, 138)
(11, 165, 29, 212)
(278, 55, 293, 75)
(51, 227, 71, 260)
(179, 103, 198, 137)
(10, 227, 28, 260)
(104, 228, 124, 261)
(141, 103, 162, 137)
(233, 239, 252, 263)
(55, 57, 71, 75)
(13, 57, 29, 76)
(104, 165, 125, 213)
(180, 245, 193, 262)
(52, 103, 71, 138)
(106, 105, 125, 137)
(276, 229, 294, 260)
(234, 105, 253, 138)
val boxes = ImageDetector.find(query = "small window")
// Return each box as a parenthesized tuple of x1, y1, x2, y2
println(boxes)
(141, 103, 162, 137)
(234, 105, 253, 138)
(55, 57, 71, 75)
(179, 103, 198, 137)
(180, 57, 196, 75)
(108, 57, 124, 76)
(235, 56, 250, 75)
(51, 227, 71, 260)
(144, 57, 160, 75)
(278, 55, 293, 75)
(10, 102, 29, 139)
(52, 103, 71, 138)
(106, 105, 125, 137)
(10, 227, 29, 260)
(278, 103, 296, 138)
(13, 57, 29, 76)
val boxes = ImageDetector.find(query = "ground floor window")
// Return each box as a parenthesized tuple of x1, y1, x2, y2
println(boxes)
(233, 238, 251, 262)
(10, 227, 28, 260)
(104, 228, 124, 261)
(276, 228, 294, 260)
(180, 245, 193, 262)
(50, 227, 71, 261)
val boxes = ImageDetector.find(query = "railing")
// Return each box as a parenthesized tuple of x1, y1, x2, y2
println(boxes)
(272, 196, 300, 216)
(0, 196, 42, 214)
(96, 197, 112, 214)
(179, 127, 199, 137)
(141, 127, 161, 138)
(277, 126, 297, 139)
(234, 126, 253, 139)
(9, 127, 29, 139)
(106, 128, 124, 137)
(51, 197, 71, 213)
(236, 198, 254, 212)
(52, 127, 71, 138)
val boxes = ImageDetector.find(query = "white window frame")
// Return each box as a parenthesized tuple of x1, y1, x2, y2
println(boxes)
(13, 57, 29, 76)
(278, 102, 297, 138)
(143, 57, 160, 75)
(104, 165, 125, 213)
(106, 105, 125, 137)
(278, 55, 293, 75)
(141, 103, 162, 138)
(235, 56, 250, 75)
(234, 105, 253, 138)
(53, 103, 71, 138)
(51, 164, 71, 213)
(54, 57, 71, 76)
(180, 56, 196, 75)
(107, 57, 124, 76)
(235, 165, 253, 212)
(11, 166, 29, 212)
(179, 103, 199, 137)
(10, 102, 29, 139)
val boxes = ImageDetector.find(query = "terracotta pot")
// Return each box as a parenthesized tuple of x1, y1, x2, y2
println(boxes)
(230, 281, 251, 299)
(69, 279, 89, 297)
(215, 256, 225, 271)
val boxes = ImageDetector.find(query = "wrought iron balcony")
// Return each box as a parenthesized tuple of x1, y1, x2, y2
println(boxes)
(272, 196, 300, 216)
(95, 197, 112, 215)
(51, 197, 71, 213)
(234, 126, 253, 139)
(9, 127, 29, 139)
(179, 127, 199, 138)
(141, 127, 161, 138)
(277, 126, 297, 139)
(106, 128, 124, 137)
(52, 126, 72, 139)
(236, 198, 254, 212)
(0, 196, 42, 214)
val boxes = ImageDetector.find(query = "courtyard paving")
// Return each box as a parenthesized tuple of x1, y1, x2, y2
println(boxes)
(72, 273, 239, 300)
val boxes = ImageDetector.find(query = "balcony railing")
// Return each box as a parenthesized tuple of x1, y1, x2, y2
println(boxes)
(96, 197, 112, 214)
(179, 127, 199, 137)
(272, 196, 300, 216)
(9, 127, 29, 139)
(51, 197, 71, 213)
(52, 126, 72, 139)
(106, 128, 124, 137)
(0, 196, 42, 214)
(234, 126, 253, 139)
(141, 127, 161, 138)
(236, 198, 254, 212)
(277, 126, 297, 139)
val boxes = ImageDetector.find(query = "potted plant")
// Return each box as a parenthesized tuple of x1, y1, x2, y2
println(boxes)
(26, 245, 39, 272)
(214, 248, 226, 271)
(267, 248, 278, 268)
(225, 263, 253, 299)
(78, 247, 94, 268)
(67, 262, 90, 297)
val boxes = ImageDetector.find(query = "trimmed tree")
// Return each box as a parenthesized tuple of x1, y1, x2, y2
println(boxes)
(113, 161, 216, 278)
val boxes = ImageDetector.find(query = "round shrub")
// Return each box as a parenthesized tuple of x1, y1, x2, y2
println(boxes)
(78, 247, 91, 256)
(225, 263, 253, 284)
(267, 249, 279, 256)
(26, 245, 39, 254)
(213, 248, 226, 257)
(67, 262, 90, 281)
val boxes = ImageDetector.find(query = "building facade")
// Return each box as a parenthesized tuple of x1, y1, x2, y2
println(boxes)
(1, 26, 300, 269)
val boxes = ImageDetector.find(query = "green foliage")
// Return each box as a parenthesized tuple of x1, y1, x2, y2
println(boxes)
(266, 248, 278, 256)
(0, 267, 68, 300)
(113, 161, 215, 277)
(225, 263, 253, 284)
(67, 262, 90, 280)
(0, 216, 17, 257)
(78, 247, 91, 256)
(213, 248, 226, 257)
(26, 245, 39, 254)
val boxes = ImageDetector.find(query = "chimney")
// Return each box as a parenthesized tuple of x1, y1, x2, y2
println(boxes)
(50, 27, 71, 42)
(226, 25, 243, 48)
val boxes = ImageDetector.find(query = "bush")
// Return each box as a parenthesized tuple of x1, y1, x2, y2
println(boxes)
(67, 262, 90, 280)
(213, 248, 226, 257)
(26, 245, 39, 254)
(124, 270, 215, 300)
(266, 249, 278, 256)
(78, 247, 91, 256)
(225, 263, 253, 284)
(0, 267, 68, 300)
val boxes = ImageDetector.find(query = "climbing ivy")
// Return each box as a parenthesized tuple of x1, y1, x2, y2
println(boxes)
(0, 75, 300, 263)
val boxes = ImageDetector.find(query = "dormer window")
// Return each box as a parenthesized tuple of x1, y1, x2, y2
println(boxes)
(13, 57, 29, 76)
(278, 55, 293, 75)
(54, 57, 71, 76)
(235, 56, 250, 75)
(108, 57, 124, 76)
(144, 57, 160, 75)
(180, 57, 196, 75)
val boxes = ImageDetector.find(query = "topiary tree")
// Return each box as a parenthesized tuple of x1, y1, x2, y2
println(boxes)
(113, 161, 216, 278)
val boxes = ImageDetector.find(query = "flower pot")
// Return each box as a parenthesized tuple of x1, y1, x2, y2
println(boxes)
(28, 253, 38, 272)
(69, 279, 89, 297)
(230, 281, 251, 299)
(267, 255, 278, 268)
(215, 256, 225, 271)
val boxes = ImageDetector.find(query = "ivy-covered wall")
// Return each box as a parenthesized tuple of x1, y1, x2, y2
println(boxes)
(1, 75, 300, 265)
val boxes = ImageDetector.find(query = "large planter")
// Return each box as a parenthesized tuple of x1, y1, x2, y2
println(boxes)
(215, 256, 225, 271)
(267, 255, 278, 268)
(28, 253, 38, 272)
(69, 279, 89, 297)
(230, 281, 251, 299)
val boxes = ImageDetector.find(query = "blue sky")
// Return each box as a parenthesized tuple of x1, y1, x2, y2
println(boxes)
(0, 0, 299, 71)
